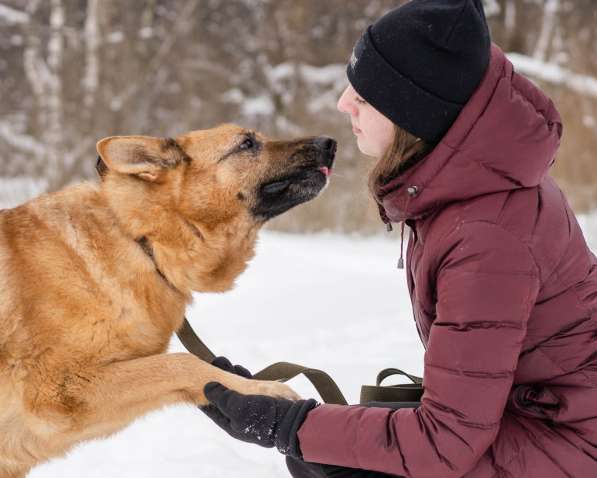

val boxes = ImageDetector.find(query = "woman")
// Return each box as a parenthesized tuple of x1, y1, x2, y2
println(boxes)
(202, 0, 597, 476)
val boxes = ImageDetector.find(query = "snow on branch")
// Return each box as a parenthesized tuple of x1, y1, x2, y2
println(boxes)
(482, 0, 500, 18)
(0, 122, 44, 157)
(507, 52, 597, 99)
(0, 3, 29, 24)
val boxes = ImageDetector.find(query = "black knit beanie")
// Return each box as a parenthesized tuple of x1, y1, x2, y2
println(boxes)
(347, 0, 491, 144)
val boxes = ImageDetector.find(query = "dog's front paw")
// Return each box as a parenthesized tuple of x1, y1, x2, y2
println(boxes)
(250, 380, 302, 401)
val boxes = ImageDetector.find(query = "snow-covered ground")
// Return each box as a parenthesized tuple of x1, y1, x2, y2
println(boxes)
(20, 218, 593, 478)
(2, 185, 595, 477)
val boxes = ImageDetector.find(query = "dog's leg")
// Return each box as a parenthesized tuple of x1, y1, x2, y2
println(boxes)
(52, 353, 299, 444)
(0, 467, 29, 478)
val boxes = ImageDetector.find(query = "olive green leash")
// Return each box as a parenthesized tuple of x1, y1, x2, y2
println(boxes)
(177, 317, 423, 406)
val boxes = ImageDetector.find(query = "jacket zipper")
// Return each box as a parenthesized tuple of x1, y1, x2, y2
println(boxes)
(405, 221, 427, 351)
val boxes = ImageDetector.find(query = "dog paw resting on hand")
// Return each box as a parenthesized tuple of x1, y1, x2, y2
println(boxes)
(203, 382, 318, 458)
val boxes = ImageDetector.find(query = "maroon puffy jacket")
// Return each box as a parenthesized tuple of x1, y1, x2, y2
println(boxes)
(297, 45, 597, 477)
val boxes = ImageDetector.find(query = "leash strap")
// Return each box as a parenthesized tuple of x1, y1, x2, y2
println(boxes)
(177, 318, 424, 406)
(176, 317, 348, 405)
(177, 317, 217, 363)
(252, 362, 347, 405)
(376, 367, 423, 385)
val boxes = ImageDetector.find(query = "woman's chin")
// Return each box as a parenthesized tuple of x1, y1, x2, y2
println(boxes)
(356, 138, 381, 158)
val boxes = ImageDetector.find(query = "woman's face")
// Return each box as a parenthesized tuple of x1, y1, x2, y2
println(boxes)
(337, 83, 395, 158)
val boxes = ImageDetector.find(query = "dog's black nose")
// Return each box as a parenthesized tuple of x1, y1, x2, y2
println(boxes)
(313, 137, 337, 154)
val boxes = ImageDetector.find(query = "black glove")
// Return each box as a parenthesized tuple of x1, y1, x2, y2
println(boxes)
(204, 382, 318, 459)
(201, 356, 255, 443)
(210, 356, 252, 379)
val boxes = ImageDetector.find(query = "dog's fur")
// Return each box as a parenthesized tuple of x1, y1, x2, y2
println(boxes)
(0, 124, 336, 477)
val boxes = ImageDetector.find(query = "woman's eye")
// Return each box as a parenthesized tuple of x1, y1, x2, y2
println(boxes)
(239, 138, 254, 150)
(355, 97, 367, 105)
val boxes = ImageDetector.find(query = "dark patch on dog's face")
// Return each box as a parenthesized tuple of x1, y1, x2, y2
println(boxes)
(162, 138, 193, 164)
(130, 138, 191, 169)
(250, 137, 337, 221)
(96, 156, 108, 179)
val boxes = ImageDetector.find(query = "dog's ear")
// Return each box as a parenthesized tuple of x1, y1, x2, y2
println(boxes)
(96, 136, 190, 182)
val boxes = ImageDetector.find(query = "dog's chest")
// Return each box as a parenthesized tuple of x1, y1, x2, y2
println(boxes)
(83, 269, 187, 358)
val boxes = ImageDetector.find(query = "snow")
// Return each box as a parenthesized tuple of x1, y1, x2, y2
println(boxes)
(24, 219, 596, 478)
(579, 214, 597, 252)
(0, 3, 28, 25)
(482, 0, 501, 17)
(106, 31, 125, 44)
(265, 62, 345, 90)
(268, 63, 295, 84)
(241, 95, 276, 117)
(582, 115, 595, 128)
(507, 52, 597, 99)
(300, 64, 345, 86)
(0, 122, 45, 157)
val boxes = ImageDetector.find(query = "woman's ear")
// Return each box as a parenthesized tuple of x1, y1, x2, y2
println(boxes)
(96, 136, 188, 182)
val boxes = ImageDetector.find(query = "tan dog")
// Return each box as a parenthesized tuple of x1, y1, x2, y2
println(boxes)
(0, 124, 336, 477)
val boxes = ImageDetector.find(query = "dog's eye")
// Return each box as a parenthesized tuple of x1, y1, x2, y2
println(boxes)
(239, 138, 255, 151)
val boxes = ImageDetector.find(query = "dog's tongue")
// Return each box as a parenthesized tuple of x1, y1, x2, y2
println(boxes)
(319, 166, 331, 177)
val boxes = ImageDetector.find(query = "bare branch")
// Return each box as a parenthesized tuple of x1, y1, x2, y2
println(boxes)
(504, 0, 516, 38)
(83, 0, 100, 109)
(111, 0, 200, 110)
(533, 0, 559, 62)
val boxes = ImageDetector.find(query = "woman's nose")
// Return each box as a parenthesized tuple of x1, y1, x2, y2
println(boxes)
(337, 87, 356, 116)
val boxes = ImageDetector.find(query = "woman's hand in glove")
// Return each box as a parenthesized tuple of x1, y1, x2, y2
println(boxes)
(200, 356, 255, 443)
(204, 381, 318, 459)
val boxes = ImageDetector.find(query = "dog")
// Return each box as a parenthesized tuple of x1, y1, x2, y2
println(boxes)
(0, 124, 337, 477)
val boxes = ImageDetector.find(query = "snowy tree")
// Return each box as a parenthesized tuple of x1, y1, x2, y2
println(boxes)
(0, 0, 595, 231)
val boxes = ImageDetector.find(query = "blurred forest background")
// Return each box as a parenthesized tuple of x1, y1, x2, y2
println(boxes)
(0, 0, 595, 233)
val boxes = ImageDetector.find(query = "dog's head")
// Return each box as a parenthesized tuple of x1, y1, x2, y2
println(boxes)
(95, 124, 336, 292)
(97, 124, 336, 225)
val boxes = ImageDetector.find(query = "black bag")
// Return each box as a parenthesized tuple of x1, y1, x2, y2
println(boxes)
(360, 368, 423, 407)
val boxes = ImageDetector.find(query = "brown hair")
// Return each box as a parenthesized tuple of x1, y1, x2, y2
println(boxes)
(368, 124, 433, 200)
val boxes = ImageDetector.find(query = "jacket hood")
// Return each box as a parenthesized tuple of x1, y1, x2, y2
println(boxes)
(377, 44, 563, 223)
